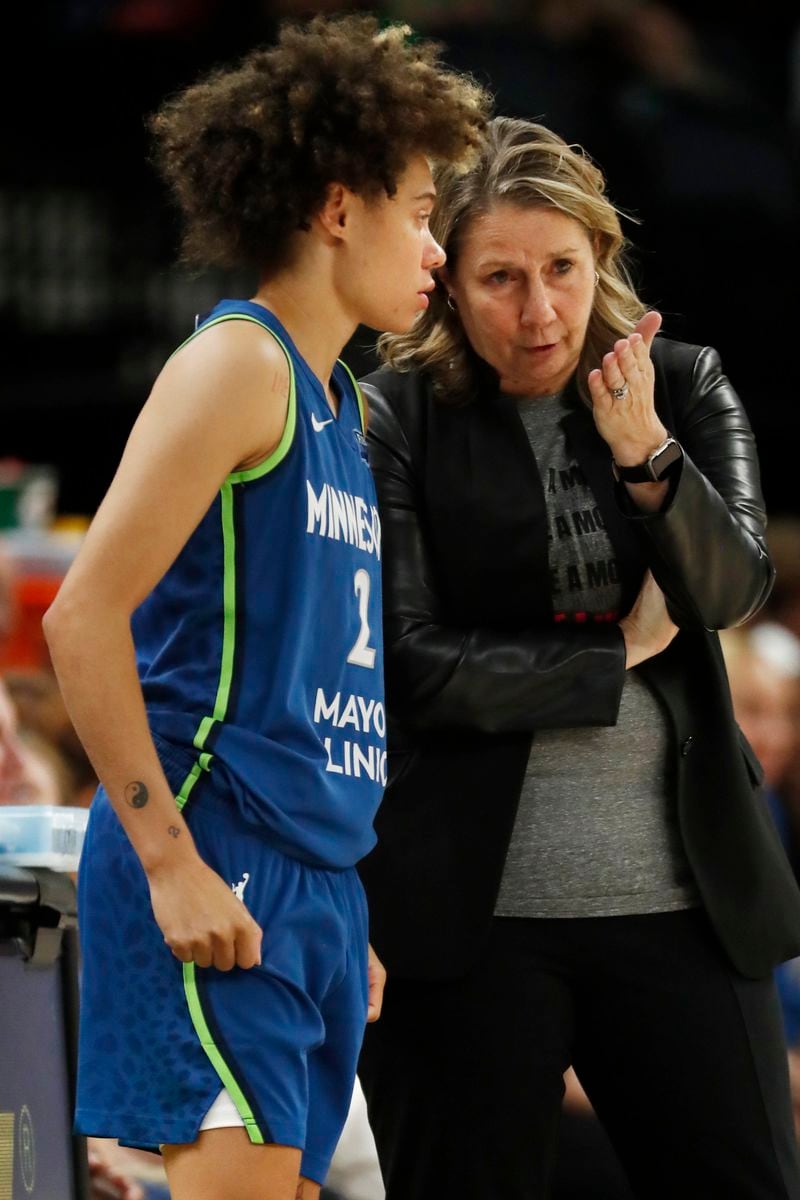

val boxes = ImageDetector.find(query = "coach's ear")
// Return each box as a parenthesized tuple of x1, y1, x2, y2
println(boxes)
(315, 182, 355, 244)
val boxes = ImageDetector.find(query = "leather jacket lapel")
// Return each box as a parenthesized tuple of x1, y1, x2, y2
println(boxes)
(426, 389, 551, 625)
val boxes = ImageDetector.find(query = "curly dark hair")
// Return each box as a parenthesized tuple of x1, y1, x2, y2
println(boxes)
(149, 14, 490, 275)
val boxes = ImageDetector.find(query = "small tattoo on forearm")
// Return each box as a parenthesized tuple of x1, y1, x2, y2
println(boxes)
(124, 781, 149, 809)
(167, 825, 180, 838)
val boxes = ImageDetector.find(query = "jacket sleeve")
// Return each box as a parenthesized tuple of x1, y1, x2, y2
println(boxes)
(623, 345, 774, 630)
(364, 383, 627, 734)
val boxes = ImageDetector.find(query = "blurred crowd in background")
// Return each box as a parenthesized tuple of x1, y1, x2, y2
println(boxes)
(2, 2, 800, 1197)
(5, 0, 800, 513)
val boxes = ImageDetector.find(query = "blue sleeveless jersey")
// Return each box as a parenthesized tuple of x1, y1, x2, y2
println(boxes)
(130, 300, 385, 869)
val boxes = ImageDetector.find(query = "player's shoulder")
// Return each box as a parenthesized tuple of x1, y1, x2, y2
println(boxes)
(162, 315, 290, 402)
(132, 314, 291, 470)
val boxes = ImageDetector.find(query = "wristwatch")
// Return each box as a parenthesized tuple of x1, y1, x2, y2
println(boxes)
(612, 436, 683, 483)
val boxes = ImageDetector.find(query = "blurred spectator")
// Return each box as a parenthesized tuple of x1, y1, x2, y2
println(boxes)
(13, 728, 74, 807)
(0, 543, 17, 645)
(753, 516, 800, 883)
(763, 516, 800, 642)
(87, 1142, 146, 1200)
(722, 626, 799, 802)
(721, 624, 800, 856)
(0, 676, 73, 806)
(0, 676, 25, 799)
(87, 1140, 170, 1200)
(721, 625, 800, 1138)
(3, 669, 97, 805)
(726, 619, 800, 895)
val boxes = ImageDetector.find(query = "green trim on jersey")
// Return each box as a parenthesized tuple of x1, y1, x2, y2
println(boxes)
(168, 312, 298, 483)
(173, 480, 237, 812)
(174, 760, 209, 811)
(169, 314, 296, 812)
(227, 317, 297, 481)
(182, 963, 266, 1144)
(215, 481, 238, 722)
(338, 358, 367, 433)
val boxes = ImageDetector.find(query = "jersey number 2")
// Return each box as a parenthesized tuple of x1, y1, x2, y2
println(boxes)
(347, 568, 376, 669)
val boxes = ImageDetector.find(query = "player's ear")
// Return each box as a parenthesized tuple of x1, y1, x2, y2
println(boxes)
(316, 182, 355, 244)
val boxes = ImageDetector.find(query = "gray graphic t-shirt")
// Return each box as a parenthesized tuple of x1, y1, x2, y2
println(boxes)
(494, 392, 698, 918)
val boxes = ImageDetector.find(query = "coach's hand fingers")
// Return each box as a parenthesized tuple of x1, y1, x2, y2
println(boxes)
(366, 943, 387, 1022)
(632, 308, 662, 352)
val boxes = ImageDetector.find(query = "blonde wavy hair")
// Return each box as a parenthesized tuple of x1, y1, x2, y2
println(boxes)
(378, 116, 647, 404)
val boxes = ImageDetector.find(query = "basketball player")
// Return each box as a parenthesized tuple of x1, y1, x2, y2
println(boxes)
(43, 17, 489, 1200)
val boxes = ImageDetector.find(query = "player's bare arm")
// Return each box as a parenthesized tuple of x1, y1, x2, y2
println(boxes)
(43, 321, 289, 969)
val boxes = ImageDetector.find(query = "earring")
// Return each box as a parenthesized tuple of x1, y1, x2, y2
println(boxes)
(446, 294, 457, 312)
(594, 270, 600, 286)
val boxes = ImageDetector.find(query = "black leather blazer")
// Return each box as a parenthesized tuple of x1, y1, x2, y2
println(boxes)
(358, 336, 800, 981)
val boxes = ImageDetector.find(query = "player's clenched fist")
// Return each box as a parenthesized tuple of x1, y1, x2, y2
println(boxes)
(147, 853, 262, 971)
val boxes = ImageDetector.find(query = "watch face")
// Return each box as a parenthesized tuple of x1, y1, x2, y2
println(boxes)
(651, 440, 682, 479)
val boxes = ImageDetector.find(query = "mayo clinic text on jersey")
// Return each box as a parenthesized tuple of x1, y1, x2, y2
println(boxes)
(314, 687, 387, 785)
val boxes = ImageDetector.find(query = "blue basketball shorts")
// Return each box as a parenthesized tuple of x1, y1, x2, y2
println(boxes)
(74, 787, 370, 1185)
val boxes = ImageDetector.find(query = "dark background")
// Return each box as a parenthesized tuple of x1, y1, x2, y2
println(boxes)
(3, 1, 799, 517)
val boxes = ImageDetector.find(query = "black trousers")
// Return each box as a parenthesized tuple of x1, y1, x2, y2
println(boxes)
(358, 910, 800, 1200)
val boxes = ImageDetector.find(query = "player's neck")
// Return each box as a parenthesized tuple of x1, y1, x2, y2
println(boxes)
(253, 270, 354, 407)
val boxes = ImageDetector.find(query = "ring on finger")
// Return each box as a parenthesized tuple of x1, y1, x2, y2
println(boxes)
(609, 382, 629, 400)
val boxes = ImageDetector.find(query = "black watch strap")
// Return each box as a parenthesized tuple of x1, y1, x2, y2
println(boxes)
(612, 437, 682, 483)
